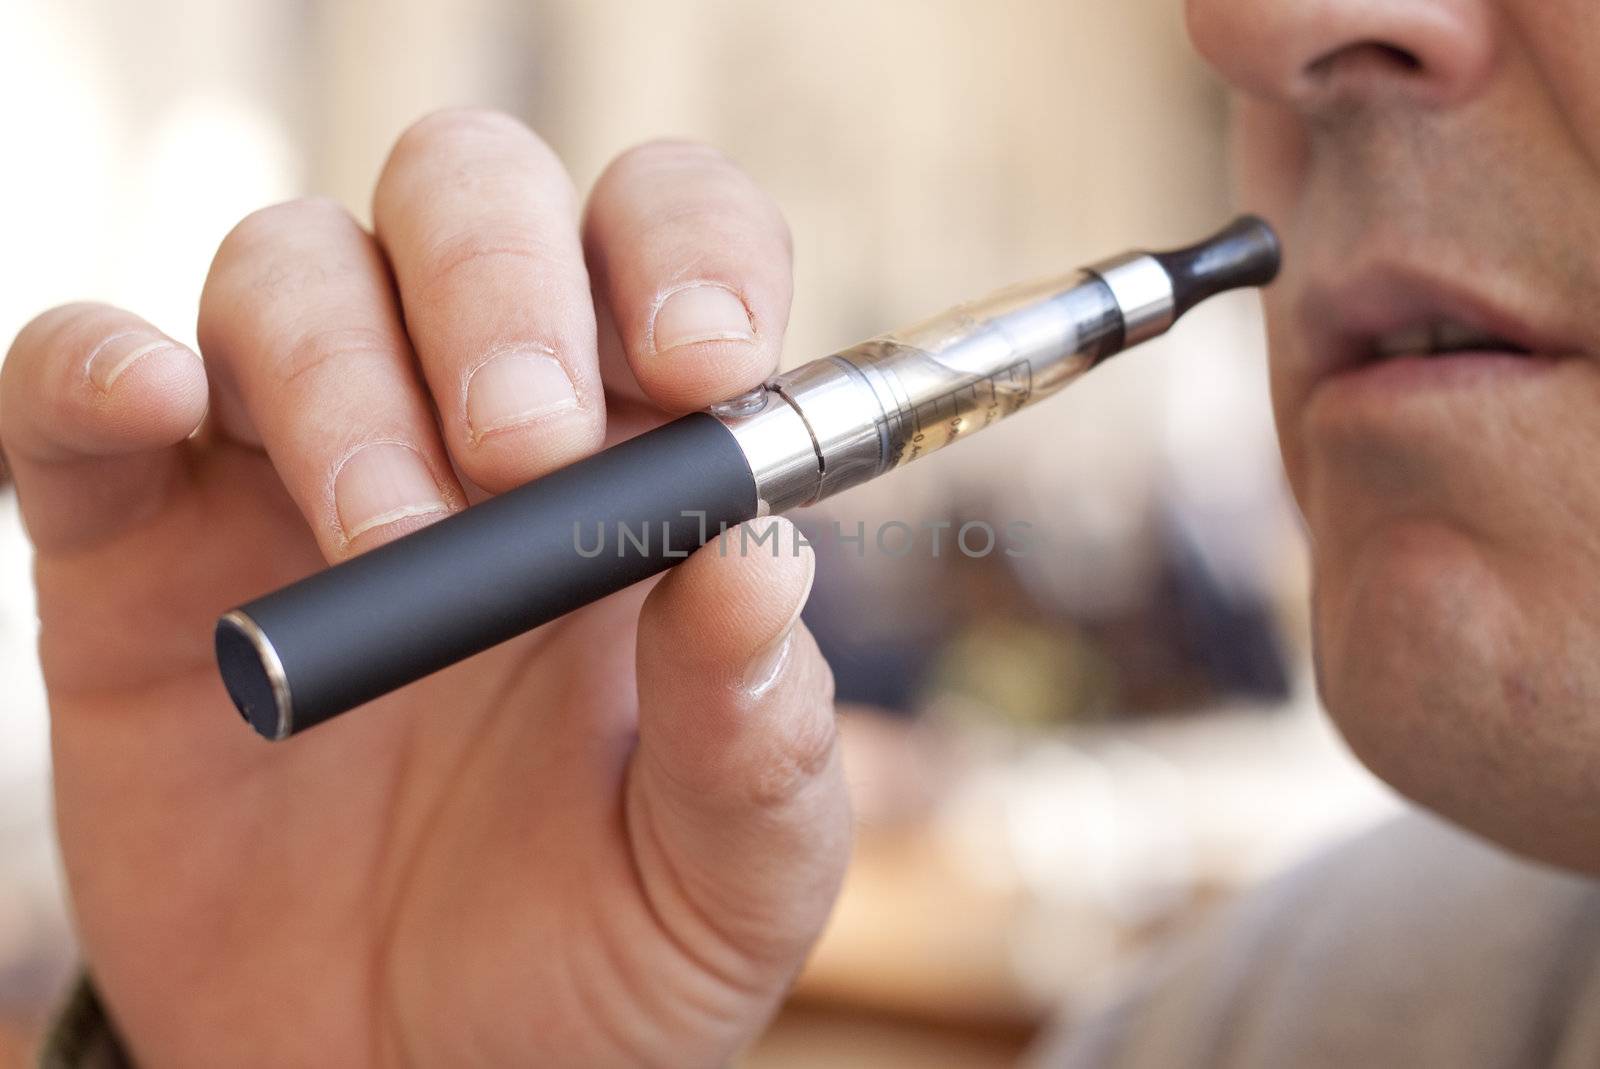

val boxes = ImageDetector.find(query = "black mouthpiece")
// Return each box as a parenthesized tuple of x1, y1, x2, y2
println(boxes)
(1154, 215, 1281, 321)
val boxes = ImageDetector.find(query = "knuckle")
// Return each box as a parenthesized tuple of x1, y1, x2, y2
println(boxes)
(8, 302, 104, 366)
(603, 140, 743, 212)
(598, 140, 791, 260)
(386, 108, 566, 191)
(277, 323, 400, 389)
(421, 220, 561, 291)
(207, 198, 357, 312)
(608, 138, 728, 182)
(772, 205, 795, 260)
(396, 106, 529, 156)
(378, 109, 577, 231)
(223, 196, 351, 256)
(747, 698, 839, 810)
(201, 198, 365, 350)
(6, 304, 144, 410)
(2, 303, 133, 457)
(817, 654, 838, 707)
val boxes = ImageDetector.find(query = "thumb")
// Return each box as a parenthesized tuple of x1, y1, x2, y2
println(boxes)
(628, 515, 851, 996)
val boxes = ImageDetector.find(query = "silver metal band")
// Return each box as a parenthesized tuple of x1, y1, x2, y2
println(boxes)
(1086, 252, 1176, 347)
(220, 609, 293, 741)
(710, 376, 863, 516)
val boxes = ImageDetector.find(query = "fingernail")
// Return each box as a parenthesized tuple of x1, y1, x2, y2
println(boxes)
(652, 284, 754, 354)
(87, 333, 187, 392)
(740, 519, 816, 695)
(466, 349, 579, 440)
(334, 442, 450, 542)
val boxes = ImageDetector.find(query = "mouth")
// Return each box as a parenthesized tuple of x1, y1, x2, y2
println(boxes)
(1302, 265, 1576, 392)
(1369, 320, 1530, 361)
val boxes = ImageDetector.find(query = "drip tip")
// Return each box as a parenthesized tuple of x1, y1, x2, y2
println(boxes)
(1153, 215, 1281, 321)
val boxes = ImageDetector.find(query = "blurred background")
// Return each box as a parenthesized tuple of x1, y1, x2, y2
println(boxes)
(0, 0, 1401, 1064)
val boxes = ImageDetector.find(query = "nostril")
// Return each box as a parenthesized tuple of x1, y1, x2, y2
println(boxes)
(1306, 40, 1424, 81)
(1372, 42, 1423, 72)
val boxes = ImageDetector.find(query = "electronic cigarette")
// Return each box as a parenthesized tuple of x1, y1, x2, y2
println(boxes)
(217, 216, 1280, 740)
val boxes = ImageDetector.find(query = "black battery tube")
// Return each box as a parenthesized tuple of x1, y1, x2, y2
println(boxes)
(216, 413, 760, 740)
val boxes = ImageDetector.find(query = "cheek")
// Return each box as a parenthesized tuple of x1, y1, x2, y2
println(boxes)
(1512, 1, 1600, 168)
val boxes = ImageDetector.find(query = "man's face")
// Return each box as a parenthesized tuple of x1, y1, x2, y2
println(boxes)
(1186, 0, 1600, 870)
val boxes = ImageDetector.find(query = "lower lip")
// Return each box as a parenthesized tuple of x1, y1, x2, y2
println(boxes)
(1314, 350, 1562, 402)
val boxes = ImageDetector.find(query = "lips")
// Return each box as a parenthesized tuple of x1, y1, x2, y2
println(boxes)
(1371, 320, 1527, 360)
(1299, 264, 1578, 390)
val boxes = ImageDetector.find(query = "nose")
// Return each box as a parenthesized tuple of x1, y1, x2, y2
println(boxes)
(1185, 0, 1498, 108)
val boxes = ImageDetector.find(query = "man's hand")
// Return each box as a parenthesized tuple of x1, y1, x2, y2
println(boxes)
(1, 109, 850, 1067)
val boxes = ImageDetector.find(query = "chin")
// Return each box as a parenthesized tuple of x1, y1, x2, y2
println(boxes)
(1310, 515, 1600, 875)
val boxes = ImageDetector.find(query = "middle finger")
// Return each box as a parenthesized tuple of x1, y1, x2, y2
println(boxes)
(373, 108, 605, 495)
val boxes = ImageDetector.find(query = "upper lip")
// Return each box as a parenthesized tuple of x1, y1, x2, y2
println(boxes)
(1298, 262, 1581, 384)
